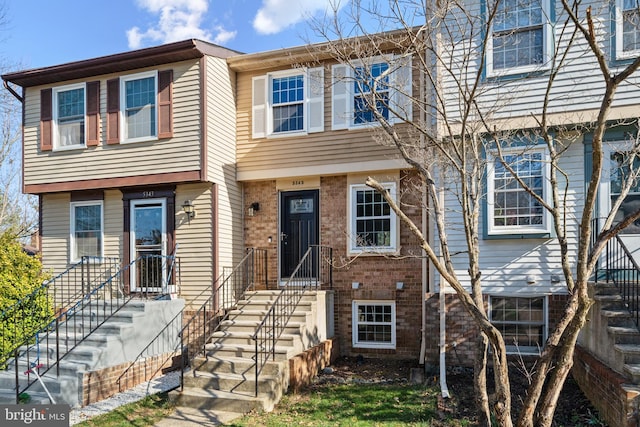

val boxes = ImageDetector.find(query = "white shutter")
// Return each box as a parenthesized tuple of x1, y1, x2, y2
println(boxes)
(391, 55, 413, 123)
(331, 64, 350, 130)
(307, 67, 324, 133)
(252, 75, 267, 138)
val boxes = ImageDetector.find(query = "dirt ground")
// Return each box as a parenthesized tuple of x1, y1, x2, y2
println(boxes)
(312, 356, 606, 426)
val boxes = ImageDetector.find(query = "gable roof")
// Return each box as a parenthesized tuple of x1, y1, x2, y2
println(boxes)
(2, 39, 242, 88)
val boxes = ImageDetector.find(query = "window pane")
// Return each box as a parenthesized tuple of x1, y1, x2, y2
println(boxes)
(353, 62, 390, 124)
(57, 88, 85, 146)
(493, 0, 544, 69)
(623, 3, 640, 52)
(272, 75, 304, 133)
(490, 296, 546, 352)
(125, 76, 156, 139)
(74, 204, 102, 259)
(355, 303, 394, 345)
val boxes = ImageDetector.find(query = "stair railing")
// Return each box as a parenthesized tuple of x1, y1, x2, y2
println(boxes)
(251, 245, 332, 396)
(0, 256, 120, 368)
(179, 248, 267, 390)
(10, 253, 179, 403)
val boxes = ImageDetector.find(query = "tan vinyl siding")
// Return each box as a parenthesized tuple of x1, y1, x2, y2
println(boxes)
(236, 65, 406, 178)
(175, 183, 214, 307)
(205, 56, 244, 271)
(103, 190, 123, 259)
(23, 60, 202, 187)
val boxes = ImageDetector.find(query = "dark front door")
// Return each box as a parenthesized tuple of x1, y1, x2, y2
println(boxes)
(280, 190, 319, 279)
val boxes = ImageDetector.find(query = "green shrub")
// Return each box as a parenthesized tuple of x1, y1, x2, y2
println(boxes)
(0, 232, 52, 362)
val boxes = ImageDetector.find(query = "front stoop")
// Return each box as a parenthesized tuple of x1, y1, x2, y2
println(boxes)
(172, 290, 333, 415)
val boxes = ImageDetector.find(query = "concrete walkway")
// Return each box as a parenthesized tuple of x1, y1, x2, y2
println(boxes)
(154, 407, 243, 426)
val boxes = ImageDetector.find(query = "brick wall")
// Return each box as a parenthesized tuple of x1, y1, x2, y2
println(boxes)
(289, 338, 340, 393)
(81, 352, 181, 406)
(573, 345, 640, 427)
(244, 172, 425, 360)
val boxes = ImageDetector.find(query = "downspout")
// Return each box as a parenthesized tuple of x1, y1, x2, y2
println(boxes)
(419, 30, 428, 366)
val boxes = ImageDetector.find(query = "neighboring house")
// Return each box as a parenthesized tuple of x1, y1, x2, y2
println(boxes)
(2, 40, 244, 306)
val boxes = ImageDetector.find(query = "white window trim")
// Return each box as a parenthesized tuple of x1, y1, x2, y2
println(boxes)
(486, 146, 552, 236)
(485, 0, 553, 77)
(70, 200, 104, 263)
(267, 69, 308, 137)
(348, 182, 398, 254)
(488, 295, 548, 355)
(331, 55, 412, 130)
(120, 70, 158, 144)
(599, 141, 640, 226)
(615, 0, 640, 60)
(52, 82, 86, 152)
(352, 300, 396, 349)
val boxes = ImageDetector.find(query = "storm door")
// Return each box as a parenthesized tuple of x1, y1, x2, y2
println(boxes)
(280, 190, 319, 281)
(130, 199, 167, 292)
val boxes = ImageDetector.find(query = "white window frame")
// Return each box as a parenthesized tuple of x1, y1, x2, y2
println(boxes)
(120, 70, 158, 144)
(486, 0, 553, 77)
(52, 83, 86, 151)
(331, 55, 412, 130)
(348, 182, 398, 254)
(352, 300, 396, 349)
(488, 295, 548, 355)
(268, 69, 307, 136)
(615, 0, 640, 60)
(486, 146, 552, 236)
(70, 201, 104, 263)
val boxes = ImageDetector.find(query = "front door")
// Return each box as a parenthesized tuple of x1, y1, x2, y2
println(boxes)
(130, 199, 167, 292)
(280, 190, 319, 280)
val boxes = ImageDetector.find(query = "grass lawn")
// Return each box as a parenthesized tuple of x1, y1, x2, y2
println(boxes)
(74, 382, 472, 427)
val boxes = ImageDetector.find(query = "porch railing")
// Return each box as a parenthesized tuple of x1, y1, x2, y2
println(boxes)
(179, 248, 267, 390)
(8, 254, 178, 403)
(0, 256, 120, 368)
(593, 219, 640, 327)
(251, 245, 332, 396)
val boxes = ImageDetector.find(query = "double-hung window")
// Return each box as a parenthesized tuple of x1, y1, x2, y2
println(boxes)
(352, 300, 396, 349)
(53, 83, 85, 150)
(616, 0, 640, 59)
(354, 62, 390, 124)
(332, 55, 412, 130)
(70, 201, 103, 262)
(487, 0, 552, 76)
(121, 71, 157, 142)
(349, 183, 397, 253)
(486, 147, 551, 236)
(489, 296, 547, 354)
(251, 68, 324, 138)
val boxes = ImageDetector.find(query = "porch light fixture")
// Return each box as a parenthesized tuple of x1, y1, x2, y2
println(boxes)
(182, 200, 196, 222)
(248, 202, 260, 217)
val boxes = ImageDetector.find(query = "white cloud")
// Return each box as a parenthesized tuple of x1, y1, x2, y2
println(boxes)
(127, 0, 236, 49)
(253, 0, 341, 35)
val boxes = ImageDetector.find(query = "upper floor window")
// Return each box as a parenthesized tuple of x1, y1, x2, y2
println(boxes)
(487, 0, 552, 77)
(486, 147, 551, 236)
(349, 182, 398, 253)
(616, 0, 640, 59)
(53, 83, 85, 150)
(332, 55, 412, 130)
(607, 149, 640, 234)
(252, 68, 324, 138)
(121, 71, 157, 142)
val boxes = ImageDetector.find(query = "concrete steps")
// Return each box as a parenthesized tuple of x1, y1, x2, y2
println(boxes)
(172, 289, 329, 414)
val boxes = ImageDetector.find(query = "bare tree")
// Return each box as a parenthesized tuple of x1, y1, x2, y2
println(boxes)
(312, 0, 640, 426)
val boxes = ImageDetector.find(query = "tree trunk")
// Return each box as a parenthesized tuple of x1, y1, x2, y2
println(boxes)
(474, 332, 492, 426)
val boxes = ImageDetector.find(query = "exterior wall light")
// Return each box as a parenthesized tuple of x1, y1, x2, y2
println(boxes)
(182, 200, 196, 222)
(248, 202, 260, 217)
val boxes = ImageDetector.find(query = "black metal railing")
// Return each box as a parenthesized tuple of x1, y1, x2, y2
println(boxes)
(0, 256, 120, 368)
(179, 248, 267, 390)
(8, 254, 178, 403)
(251, 245, 332, 396)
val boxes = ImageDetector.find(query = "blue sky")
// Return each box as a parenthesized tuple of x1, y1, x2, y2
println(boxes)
(1, 0, 350, 70)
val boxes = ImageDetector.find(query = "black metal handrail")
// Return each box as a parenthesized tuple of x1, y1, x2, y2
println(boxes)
(0, 256, 120, 368)
(179, 248, 267, 390)
(251, 245, 332, 396)
(9, 253, 178, 403)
